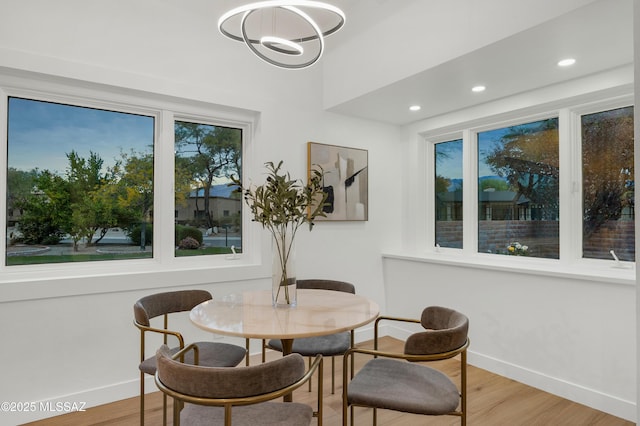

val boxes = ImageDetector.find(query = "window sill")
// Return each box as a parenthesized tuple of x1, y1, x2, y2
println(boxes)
(0, 255, 270, 303)
(382, 250, 635, 286)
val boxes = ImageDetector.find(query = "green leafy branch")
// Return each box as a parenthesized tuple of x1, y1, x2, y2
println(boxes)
(232, 161, 328, 304)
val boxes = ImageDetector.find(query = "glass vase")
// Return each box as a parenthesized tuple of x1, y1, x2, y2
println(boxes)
(272, 226, 297, 307)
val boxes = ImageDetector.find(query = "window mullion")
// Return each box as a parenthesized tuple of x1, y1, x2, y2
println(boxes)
(559, 108, 580, 263)
(462, 129, 477, 256)
(154, 109, 176, 262)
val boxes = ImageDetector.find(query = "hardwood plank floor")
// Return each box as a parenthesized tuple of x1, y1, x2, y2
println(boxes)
(23, 337, 632, 426)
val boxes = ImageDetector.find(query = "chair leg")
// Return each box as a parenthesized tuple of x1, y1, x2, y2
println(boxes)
(331, 356, 336, 394)
(461, 350, 467, 426)
(139, 371, 144, 426)
(173, 397, 180, 426)
(261, 339, 266, 363)
(162, 393, 167, 426)
(245, 338, 250, 366)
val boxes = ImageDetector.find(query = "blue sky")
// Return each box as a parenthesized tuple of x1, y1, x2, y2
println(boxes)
(435, 129, 511, 186)
(8, 97, 154, 174)
(435, 139, 463, 180)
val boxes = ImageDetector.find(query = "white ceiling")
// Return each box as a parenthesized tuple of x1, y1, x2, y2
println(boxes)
(322, 0, 633, 126)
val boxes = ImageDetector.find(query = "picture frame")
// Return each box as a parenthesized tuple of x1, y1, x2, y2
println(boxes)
(307, 142, 368, 221)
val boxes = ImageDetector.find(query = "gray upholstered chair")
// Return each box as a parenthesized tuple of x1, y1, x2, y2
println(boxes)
(134, 290, 247, 426)
(264, 279, 356, 393)
(155, 344, 324, 426)
(342, 306, 469, 426)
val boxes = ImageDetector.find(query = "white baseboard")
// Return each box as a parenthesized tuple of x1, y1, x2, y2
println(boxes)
(470, 351, 636, 423)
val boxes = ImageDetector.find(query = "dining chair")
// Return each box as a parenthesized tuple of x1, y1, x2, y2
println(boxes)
(155, 343, 324, 426)
(134, 289, 247, 426)
(263, 279, 356, 394)
(342, 306, 469, 426)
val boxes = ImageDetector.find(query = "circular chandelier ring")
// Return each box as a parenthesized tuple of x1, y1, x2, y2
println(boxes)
(260, 36, 305, 55)
(218, 1, 345, 41)
(240, 6, 323, 69)
(218, 1, 345, 69)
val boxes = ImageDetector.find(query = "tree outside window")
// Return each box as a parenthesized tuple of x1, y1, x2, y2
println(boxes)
(174, 121, 242, 256)
(582, 106, 634, 261)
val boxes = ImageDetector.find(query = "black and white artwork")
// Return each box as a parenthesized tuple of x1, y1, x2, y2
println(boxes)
(308, 142, 368, 221)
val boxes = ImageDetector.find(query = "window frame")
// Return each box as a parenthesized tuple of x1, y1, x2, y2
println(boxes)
(415, 93, 635, 284)
(0, 72, 268, 300)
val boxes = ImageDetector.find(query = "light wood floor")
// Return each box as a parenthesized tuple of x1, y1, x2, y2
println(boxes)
(24, 337, 633, 426)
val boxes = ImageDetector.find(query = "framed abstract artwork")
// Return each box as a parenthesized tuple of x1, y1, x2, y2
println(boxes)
(307, 142, 368, 221)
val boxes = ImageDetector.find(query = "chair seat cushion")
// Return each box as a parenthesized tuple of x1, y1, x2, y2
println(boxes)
(181, 401, 312, 425)
(139, 341, 245, 375)
(267, 332, 350, 356)
(348, 358, 459, 415)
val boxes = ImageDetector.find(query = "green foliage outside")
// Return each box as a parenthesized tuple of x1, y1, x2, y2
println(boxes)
(10, 149, 153, 251)
(127, 223, 153, 246)
(175, 225, 203, 246)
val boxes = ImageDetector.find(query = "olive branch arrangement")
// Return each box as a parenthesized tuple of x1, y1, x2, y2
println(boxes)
(233, 161, 328, 303)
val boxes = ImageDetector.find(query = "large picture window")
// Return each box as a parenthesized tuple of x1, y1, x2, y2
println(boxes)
(477, 118, 559, 259)
(6, 97, 155, 265)
(174, 121, 242, 257)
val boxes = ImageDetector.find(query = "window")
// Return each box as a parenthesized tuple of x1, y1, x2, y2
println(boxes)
(6, 97, 155, 265)
(477, 118, 559, 259)
(435, 139, 463, 248)
(425, 97, 634, 268)
(174, 121, 242, 256)
(582, 106, 634, 261)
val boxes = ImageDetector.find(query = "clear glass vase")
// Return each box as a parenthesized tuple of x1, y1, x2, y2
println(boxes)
(272, 226, 297, 307)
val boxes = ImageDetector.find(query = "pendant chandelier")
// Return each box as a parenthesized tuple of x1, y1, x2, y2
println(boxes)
(218, 1, 346, 70)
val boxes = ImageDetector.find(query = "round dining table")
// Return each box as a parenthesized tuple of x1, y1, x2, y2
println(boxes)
(190, 288, 380, 356)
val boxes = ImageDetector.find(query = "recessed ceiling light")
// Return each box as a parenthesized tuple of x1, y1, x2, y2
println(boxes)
(557, 58, 576, 67)
(471, 85, 486, 93)
(409, 105, 421, 111)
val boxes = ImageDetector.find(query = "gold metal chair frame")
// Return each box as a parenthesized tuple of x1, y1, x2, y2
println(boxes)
(134, 313, 186, 426)
(342, 315, 469, 426)
(155, 344, 324, 426)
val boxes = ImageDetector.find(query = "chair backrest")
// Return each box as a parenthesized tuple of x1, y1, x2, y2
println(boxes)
(134, 290, 212, 327)
(296, 279, 355, 294)
(404, 306, 469, 356)
(156, 345, 307, 399)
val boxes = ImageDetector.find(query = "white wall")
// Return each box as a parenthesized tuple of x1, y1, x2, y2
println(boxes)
(384, 70, 637, 422)
(0, 1, 401, 423)
(382, 257, 636, 421)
